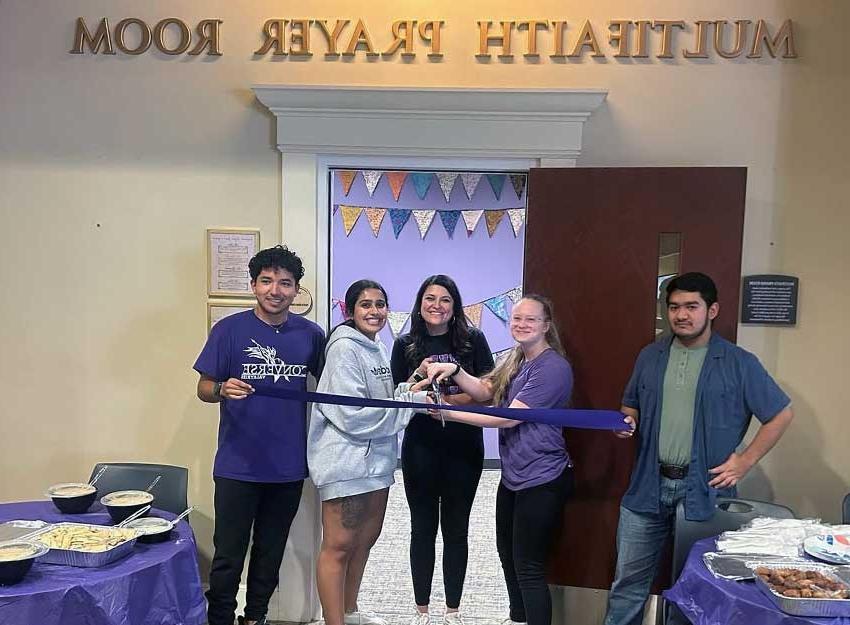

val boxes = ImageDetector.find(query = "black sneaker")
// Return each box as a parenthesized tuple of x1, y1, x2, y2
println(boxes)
(236, 617, 267, 625)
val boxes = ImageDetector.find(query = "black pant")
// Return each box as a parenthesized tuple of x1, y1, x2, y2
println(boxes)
(495, 468, 573, 625)
(206, 476, 304, 625)
(402, 415, 484, 608)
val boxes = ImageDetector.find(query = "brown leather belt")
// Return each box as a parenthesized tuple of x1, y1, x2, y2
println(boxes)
(660, 463, 689, 480)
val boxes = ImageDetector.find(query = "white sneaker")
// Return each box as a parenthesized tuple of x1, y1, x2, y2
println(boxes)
(344, 611, 388, 625)
(443, 613, 465, 625)
(499, 619, 527, 625)
(408, 612, 431, 625)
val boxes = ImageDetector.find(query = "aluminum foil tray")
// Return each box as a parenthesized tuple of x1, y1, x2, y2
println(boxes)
(751, 562, 850, 617)
(702, 552, 809, 581)
(28, 522, 139, 568)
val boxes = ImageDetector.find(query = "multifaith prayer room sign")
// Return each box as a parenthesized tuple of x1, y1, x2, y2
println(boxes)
(70, 17, 798, 60)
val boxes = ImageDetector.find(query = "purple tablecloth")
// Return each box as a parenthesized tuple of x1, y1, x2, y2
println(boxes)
(0, 501, 206, 625)
(665, 537, 850, 625)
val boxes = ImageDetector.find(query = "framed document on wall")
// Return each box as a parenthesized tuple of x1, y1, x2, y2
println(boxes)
(208, 300, 254, 333)
(206, 228, 260, 297)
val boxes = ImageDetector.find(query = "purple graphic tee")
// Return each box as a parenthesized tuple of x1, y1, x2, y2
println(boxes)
(194, 310, 324, 483)
(499, 348, 573, 491)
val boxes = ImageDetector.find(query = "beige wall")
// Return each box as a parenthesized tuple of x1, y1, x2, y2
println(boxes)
(1, 0, 848, 580)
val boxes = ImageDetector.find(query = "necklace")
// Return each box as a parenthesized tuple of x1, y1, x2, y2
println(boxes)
(255, 310, 286, 333)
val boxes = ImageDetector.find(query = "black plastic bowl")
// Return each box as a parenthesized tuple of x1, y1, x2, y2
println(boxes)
(124, 517, 173, 543)
(100, 491, 154, 524)
(46, 483, 98, 514)
(0, 541, 47, 586)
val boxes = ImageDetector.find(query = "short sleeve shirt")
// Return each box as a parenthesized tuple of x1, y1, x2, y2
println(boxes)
(194, 310, 324, 483)
(499, 349, 573, 491)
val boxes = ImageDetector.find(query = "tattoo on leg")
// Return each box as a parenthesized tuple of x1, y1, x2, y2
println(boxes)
(339, 496, 367, 530)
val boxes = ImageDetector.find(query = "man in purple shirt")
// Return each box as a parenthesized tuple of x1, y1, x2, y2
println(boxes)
(194, 245, 324, 625)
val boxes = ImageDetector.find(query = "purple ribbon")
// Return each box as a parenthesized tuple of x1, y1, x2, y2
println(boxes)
(251, 386, 628, 431)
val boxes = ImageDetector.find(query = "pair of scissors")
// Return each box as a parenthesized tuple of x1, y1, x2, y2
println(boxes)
(431, 380, 445, 428)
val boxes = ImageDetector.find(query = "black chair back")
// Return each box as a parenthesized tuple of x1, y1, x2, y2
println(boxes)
(89, 462, 189, 515)
(843, 493, 850, 525)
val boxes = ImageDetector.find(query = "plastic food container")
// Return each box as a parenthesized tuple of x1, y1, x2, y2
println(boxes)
(46, 482, 98, 514)
(0, 540, 49, 585)
(100, 490, 154, 523)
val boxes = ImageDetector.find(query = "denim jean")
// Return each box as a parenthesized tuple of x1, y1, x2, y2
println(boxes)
(604, 477, 687, 625)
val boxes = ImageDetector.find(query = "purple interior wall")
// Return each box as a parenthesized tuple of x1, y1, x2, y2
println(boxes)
(329, 169, 527, 460)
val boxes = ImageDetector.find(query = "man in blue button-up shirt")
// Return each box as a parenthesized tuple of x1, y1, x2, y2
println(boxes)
(604, 272, 793, 625)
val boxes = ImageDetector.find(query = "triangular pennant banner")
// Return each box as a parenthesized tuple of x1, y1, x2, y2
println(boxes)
(364, 208, 386, 237)
(462, 210, 484, 236)
(510, 174, 527, 200)
(340, 205, 363, 236)
(338, 170, 356, 196)
(507, 208, 526, 236)
(464, 303, 484, 328)
(411, 173, 433, 200)
(493, 347, 514, 364)
(460, 173, 483, 200)
(389, 209, 411, 238)
(412, 210, 436, 239)
(387, 311, 411, 338)
(506, 286, 523, 303)
(438, 210, 460, 239)
(385, 171, 408, 202)
(485, 209, 506, 237)
(436, 172, 458, 203)
(484, 295, 510, 322)
(362, 170, 382, 197)
(486, 174, 506, 200)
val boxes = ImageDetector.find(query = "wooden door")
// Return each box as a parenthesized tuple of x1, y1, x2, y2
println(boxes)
(524, 167, 747, 590)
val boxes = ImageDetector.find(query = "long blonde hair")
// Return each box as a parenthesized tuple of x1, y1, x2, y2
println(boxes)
(486, 294, 566, 406)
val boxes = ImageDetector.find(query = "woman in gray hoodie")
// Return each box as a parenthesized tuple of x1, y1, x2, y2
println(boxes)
(309, 279, 432, 625)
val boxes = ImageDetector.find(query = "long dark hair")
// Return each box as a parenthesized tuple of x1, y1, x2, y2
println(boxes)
(330, 279, 388, 339)
(405, 274, 473, 365)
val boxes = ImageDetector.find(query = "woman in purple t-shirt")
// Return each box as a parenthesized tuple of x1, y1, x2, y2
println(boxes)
(426, 295, 574, 625)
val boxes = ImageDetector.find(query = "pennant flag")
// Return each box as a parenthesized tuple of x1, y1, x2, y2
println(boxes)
(411, 173, 433, 200)
(506, 286, 523, 303)
(460, 173, 483, 200)
(510, 174, 527, 200)
(362, 170, 382, 197)
(485, 209, 506, 237)
(438, 210, 460, 238)
(364, 208, 386, 237)
(389, 209, 411, 238)
(507, 208, 526, 236)
(493, 347, 514, 364)
(387, 311, 411, 338)
(484, 295, 510, 322)
(385, 171, 408, 201)
(436, 172, 458, 203)
(338, 170, 356, 196)
(340, 205, 363, 236)
(412, 210, 436, 239)
(486, 174, 506, 200)
(462, 210, 484, 236)
(464, 303, 484, 328)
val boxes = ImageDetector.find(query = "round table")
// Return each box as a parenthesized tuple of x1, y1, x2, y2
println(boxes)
(664, 537, 850, 625)
(0, 500, 206, 625)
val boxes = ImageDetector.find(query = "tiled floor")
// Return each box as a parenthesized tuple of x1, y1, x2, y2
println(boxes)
(357, 470, 508, 625)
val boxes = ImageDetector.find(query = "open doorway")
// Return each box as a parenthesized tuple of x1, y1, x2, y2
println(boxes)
(327, 167, 528, 624)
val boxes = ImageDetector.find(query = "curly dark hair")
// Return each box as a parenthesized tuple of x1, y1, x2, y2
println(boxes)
(405, 274, 473, 365)
(248, 245, 305, 282)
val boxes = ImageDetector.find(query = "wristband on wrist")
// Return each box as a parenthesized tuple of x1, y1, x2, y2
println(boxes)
(451, 363, 461, 377)
(213, 381, 223, 398)
(412, 371, 425, 382)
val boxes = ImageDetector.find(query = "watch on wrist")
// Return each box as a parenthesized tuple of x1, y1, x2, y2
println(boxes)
(412, 372, 425, 382)
(213, 381, 223, 398)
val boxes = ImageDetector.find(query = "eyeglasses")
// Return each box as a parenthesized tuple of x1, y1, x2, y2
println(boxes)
(510, 316, 545, 324)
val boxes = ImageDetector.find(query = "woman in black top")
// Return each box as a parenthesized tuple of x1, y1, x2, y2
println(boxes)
(390, 275, 494, 625)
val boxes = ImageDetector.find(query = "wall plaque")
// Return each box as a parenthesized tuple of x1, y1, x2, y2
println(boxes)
(741, 274, 799, 325)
